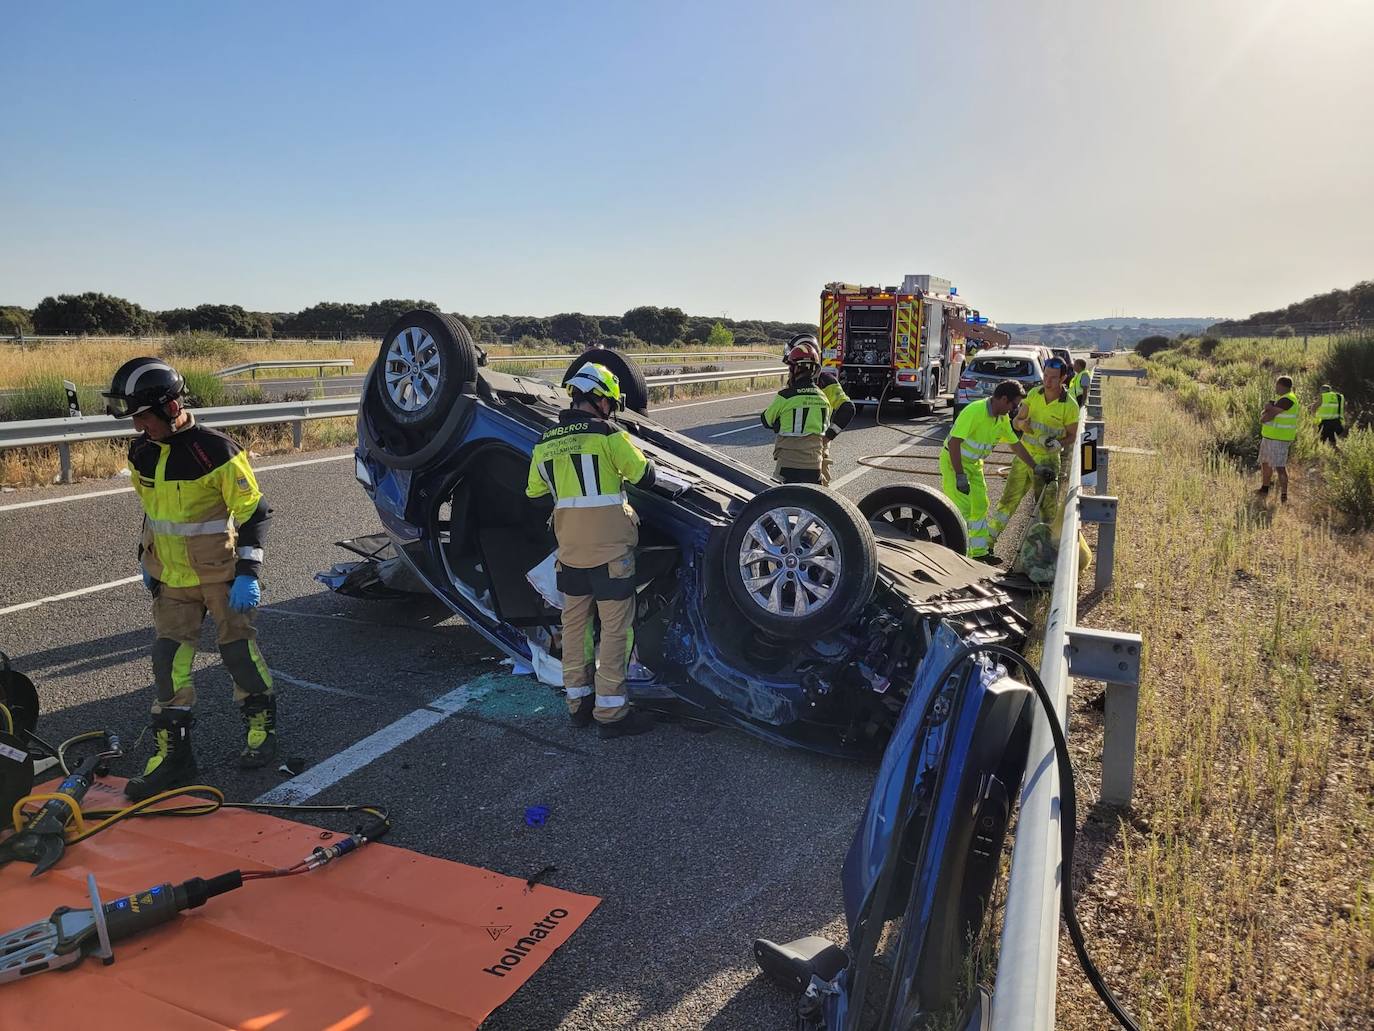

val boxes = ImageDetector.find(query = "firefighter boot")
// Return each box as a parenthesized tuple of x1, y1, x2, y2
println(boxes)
(239, 693, 278, 769)
(125, 708, 197, 803)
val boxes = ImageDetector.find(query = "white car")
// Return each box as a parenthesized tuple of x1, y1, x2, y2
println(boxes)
(953, 347, 1046, 419)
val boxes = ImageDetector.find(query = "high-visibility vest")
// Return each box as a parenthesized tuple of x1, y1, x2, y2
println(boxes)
(819, 378, 850, 411)
(1261, 392, 1300, 441)
(1070, 371, 1089, 403)
(1316, 390, 1345, 422)
(1021, 385, 1080, 454)
(763, 387, 831, 437)
(131, 417, 264, 588)
(526, 411, 649, 509)
(945, 398, 1015, 469)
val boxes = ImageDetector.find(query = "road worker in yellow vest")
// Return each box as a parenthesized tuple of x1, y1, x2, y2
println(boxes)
(1313, 383, 1346, 448)
(1069, 359, 1090, 406)
(987, 356, 1080, 547)
(1258, 375, 1300, 501)
(941, 380, 1040, 563)
(102, 357, 278, 802)
(762, 337, 851, 485)
(526, 363, 659, 738)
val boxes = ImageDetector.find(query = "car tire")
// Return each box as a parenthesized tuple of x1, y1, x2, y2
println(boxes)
(369, 310, 477, 431)
(723, 484, 876, 639)
(857, 483, 969, 554)
(563, 347, 650, 414)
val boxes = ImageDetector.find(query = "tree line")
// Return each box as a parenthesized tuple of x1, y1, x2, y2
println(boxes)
(1207, 280, 1374, 336)
(0, 293, 816, 350)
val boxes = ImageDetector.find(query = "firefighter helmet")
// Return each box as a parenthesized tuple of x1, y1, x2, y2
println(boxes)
(785, 336, 821, 368)
(566, 362, 624, 410)
(102, 357, 185, 418)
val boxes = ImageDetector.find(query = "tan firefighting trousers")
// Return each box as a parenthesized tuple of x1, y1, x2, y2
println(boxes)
(557, 553, 636, 723)
(150, 582, 273, 713)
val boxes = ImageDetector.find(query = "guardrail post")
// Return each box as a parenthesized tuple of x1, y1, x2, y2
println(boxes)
(1086, 419, 1105, 449)
(1081, 495, 1118, 593)
(1096, 445, 1110, 493)
(292, 420, 303, 449)
(59, 443, 72, 484)
(1067, 628, 1143, 806)
(252, 367, 258, 380)
(668, 384, 676, 399)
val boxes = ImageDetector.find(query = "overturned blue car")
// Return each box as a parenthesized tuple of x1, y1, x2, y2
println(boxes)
(344, 310, 1039, 1026)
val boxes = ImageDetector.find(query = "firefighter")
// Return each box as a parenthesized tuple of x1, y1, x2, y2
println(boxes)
(785, 333, 855, 485)
(941, 379, 1039, 562)
(762, 337, 849, 485)
(526, 363, 658, 738)
(986, 356, 1081, 547)
(102, 357, 277, 802)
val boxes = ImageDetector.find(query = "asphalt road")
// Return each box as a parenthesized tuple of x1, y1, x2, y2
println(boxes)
(0, 390, 1027, 1029)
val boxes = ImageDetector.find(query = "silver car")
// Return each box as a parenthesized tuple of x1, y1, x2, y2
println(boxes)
(953, 347, 1045, 419)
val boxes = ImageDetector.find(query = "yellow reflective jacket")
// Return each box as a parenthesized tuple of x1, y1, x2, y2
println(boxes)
(130, 416, 271, 588)
(527, 409, 656, 568)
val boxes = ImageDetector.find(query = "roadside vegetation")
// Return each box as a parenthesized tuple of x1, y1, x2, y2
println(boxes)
(1057, 377, 1373, 1030)
(1134, 333, 1374, 531)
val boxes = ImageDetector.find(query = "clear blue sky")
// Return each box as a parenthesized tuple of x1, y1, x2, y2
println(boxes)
(4, 0, 1372, 324)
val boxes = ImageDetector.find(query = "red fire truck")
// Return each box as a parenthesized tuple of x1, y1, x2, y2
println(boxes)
(818, 275, 1005, 414)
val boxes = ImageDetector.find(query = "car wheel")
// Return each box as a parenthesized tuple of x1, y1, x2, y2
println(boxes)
(857, 483, 969, 554)
(723, 485, 876, 639)
(370, 310, 477, 430)
(563, 347, 650, 414)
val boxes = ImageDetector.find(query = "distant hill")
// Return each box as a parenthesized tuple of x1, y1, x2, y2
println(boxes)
(999, 317, 1220, 350)
(1207, 281, 1373, 336)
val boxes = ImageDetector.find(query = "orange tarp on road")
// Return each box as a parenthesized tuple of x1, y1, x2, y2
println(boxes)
(0, 779, 598, 1030)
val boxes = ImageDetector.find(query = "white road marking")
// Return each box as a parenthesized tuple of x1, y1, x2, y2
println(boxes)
(253, 675, 501, 804)
(708, 422, 764, 439)
(0, 575, 143, 616)
(655, 389, 774, 412)
(269, 668, 376, 702)
(0, 453, 353, 513)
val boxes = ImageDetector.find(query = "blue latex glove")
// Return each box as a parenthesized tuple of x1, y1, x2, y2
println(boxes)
(228, 574, 261, 612)
(141, 567, 155, 592)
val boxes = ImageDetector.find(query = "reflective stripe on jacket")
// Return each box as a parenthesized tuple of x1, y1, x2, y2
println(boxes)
(1262, 392, 1300, 441)
(1021, 385, 1080, 454)
(527, 409, 654, 568)
(130, 416, 269, 588)
(762, 387, 832, 437)
(1316, 391, 1344, 422)
(946, 398, 1018, 468)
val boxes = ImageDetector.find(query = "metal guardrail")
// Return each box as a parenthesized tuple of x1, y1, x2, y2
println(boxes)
(487, 350, 779, 367)
(217, 359, 354, 378)
(0, 398, 359, 483)
(0, 366, 789, 481)
(990, 369, 1142, 1029)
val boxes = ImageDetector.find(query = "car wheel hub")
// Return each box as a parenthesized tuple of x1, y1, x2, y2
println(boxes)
(384, 327, 442, 412)
(738, 506, 840, 617)
(871, 502, 946, 544)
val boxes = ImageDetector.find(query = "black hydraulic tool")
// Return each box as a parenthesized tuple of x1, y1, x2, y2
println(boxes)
(0, 734, 120, 877)
(0, 870, 242, 984)
(0, 819, 389, 986)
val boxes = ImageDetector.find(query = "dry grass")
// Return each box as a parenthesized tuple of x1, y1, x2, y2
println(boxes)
(0, 417, 357, 488)
(0, 336, 379, 388)
(1056, 379, 1374, 1029)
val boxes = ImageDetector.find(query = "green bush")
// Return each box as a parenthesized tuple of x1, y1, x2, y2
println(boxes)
(1317, 427, 1374, 531)
(1316, 333, 1374, 427)
(1198, 336, 1221, 357)
(1135, 335, 1173, 358)
(181, 370, 229, 408)
(161, 332, 243, 364)
(1, 376, 73, 420)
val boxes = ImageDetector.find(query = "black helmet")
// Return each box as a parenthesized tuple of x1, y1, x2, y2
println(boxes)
(103, 357, 185, 418)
